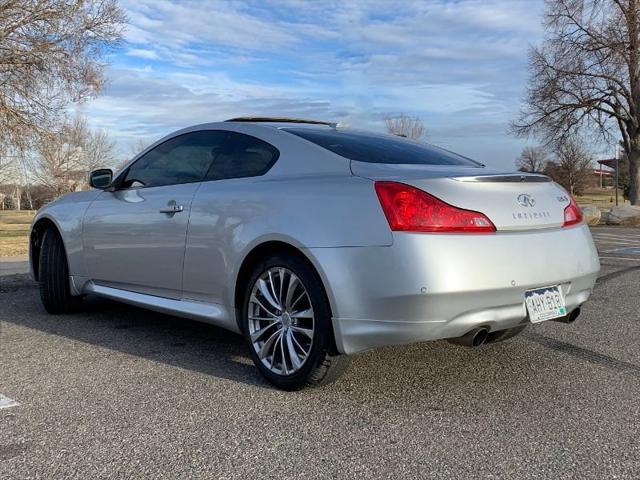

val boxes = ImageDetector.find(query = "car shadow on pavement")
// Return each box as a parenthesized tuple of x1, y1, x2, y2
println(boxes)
(525, 331, 640, 379)
(2, 279, 269, 389)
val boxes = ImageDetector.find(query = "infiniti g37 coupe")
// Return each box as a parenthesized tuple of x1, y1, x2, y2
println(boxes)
(30, 117, 600, 390)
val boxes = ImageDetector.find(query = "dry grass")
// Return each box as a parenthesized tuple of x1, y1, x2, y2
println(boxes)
(0, 210, 35, 257)
(575, 188, 629, 213)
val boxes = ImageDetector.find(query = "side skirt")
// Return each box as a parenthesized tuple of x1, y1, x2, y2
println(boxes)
(82, 281, 240, 333)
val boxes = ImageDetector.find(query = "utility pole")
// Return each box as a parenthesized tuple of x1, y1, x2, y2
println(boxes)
(615, 144, 619, 206)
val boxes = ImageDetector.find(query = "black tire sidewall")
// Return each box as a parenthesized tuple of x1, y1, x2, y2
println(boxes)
(39, 228, 80, 313)
(241, 253, 334, 389)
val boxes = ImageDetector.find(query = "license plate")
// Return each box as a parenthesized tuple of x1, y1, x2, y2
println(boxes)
(524, 286, 567, 323)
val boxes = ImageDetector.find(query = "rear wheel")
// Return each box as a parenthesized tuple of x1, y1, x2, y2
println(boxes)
(242, 253, 350, 390)
(38, 228, 82, 314)
(486, 325, 527, 344)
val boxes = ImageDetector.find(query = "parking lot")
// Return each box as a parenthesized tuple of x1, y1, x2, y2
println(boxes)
(1, 226, 639, 479)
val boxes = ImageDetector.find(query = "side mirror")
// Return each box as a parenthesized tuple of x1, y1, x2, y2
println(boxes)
(89, 169, 113, 189)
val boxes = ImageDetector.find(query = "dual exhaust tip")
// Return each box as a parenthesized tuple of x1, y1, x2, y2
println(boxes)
(449, 307, 581, 348)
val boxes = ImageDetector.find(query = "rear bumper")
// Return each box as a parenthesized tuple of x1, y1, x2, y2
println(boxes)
(308, 224, 600, 354)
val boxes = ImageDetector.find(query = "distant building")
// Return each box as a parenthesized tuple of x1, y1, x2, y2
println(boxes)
(595, 159, 616, 188)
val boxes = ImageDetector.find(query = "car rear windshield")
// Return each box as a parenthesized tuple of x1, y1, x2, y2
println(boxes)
(282, 128, 481, 166)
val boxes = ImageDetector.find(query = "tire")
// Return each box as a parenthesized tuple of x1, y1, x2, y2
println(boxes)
(485, 325, 527, 344)
(242, 253, 350, 390)
(38, 228, 82, 314)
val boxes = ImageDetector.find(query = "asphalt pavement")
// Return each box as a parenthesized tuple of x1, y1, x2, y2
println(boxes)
(0, 256, 28, 277)
(591, 226, 640, 260)
(0, 228, 639, 479)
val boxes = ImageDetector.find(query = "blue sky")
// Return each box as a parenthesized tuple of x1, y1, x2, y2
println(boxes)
(79, 0, 551, 170)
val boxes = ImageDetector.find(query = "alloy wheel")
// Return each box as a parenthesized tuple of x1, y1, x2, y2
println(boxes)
(247, 267, 315, 375)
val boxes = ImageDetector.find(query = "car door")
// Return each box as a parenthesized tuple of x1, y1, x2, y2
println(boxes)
(82, 130, 228, 299)
(182, 131, 280, 304)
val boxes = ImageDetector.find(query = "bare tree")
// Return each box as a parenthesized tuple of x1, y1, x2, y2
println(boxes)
(129, 138, 149, 158)
(511, 0, 640, 204)
(0, 142, 24, 204)
(516, 146, 548, 173)
(544, 138, 594, 195)
(0, 152, 22, 208)
(0, 0, 125, 151)
(10, 150, 30, 209)
(80, 122, 118, 173)
(104, 138, 148, 173)
(384, 114, 426, 141)
(30, 117, 117, 196)
(0, 149, 12, 184)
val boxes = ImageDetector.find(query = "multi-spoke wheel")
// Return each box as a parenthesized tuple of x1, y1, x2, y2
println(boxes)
(248, 267, 314, 375)
(242, 253, 350, 390)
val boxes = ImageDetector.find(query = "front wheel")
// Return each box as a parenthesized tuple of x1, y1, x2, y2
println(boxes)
(38, 228, 82, 314)
(242, 254, 350, 390)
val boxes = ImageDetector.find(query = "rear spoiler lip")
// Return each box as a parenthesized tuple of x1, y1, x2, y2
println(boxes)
(451, 173, 551, 183)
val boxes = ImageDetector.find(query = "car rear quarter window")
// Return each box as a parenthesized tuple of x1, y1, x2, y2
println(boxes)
(205, 131, 279, 181)
(282, 128, 481, 167)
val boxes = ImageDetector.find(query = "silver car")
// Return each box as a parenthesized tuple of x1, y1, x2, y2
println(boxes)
(30, 117, 601, 390)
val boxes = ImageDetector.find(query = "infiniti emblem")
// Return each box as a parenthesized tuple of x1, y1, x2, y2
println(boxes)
(517, 193, 536, 207)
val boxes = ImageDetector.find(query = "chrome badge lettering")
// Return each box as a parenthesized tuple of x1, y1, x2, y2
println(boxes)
(517, 193, 536, 207)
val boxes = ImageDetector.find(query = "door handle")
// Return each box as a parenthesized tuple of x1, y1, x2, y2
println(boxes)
(159, 204, 184, 214)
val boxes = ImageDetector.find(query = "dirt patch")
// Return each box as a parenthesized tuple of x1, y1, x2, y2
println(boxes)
(0, 211, 34, 257)
(0, 237, 29, 257)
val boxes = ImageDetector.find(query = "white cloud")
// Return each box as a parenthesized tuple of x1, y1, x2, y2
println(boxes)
(83, 0, 546, 169)
(120, 0, 298, 52)
(126, 48, 160, 60)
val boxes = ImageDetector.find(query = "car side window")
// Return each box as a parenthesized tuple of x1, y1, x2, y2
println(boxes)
(205, 131, 279, 181)
(121, 131, 228, 189)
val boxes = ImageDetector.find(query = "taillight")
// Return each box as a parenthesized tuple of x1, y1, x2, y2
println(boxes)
(374, 181, 496, 233)
(563, 195, 583, 227)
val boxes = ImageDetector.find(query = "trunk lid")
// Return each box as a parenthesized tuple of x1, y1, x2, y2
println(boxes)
(351, 161, 570, 231)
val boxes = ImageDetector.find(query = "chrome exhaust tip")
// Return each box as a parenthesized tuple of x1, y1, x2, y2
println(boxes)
(448, 327, 489, 348)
